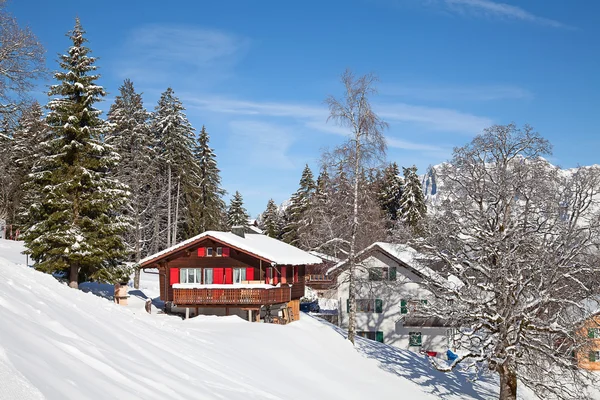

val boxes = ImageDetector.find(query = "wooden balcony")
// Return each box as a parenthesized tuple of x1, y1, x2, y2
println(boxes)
(173, 286, 291, 306)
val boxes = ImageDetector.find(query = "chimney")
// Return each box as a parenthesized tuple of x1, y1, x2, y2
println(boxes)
(231, 225, 245, 238)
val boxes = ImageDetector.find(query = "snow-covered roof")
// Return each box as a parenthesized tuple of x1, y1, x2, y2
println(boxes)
(308, 250, 341, 264)
(139, 231, 322, 267)
(327, 242, 439, 280)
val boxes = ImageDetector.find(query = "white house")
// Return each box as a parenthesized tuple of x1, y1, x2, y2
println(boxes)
(329, 242, 455, 354)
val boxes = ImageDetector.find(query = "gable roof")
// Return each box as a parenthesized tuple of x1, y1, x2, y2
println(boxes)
(139, 230, 322, 267)
(327, 242, 441, 281)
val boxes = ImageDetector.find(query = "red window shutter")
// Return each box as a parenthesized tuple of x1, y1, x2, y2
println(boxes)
(170, 268, 179, 285)
(280, 266, 287, 284)
(213, 268, 224, 284)
(246, 267, 255, 281)
(222, 247, 230, 257)
(273, 268, 279, 285)
(225, 268, 233, 284)
(198, 247, 205, 257)
(293, 266, 299, 283)
(265, 268, 271, 284)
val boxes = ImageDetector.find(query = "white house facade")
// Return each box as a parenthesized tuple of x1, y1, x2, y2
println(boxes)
(331, 242, 455, 355)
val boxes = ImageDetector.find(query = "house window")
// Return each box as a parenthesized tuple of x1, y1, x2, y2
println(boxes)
(588, 328, 600, 338)
(357, 331, 384, 343)
(206, 247, 213, 257)
(590, 351, 600, 362)
(409, 332, 422, 347)
(180, 268, 202, 284)
(203, 268, 213, 284)
(216, 247, 223, 257)
(368, 266, 397, 281)
(233, 268, 246, 284)
(349, 299, 383, 313)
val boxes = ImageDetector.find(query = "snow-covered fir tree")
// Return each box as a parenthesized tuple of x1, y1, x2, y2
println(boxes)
(399, 165, 426, 232)
(151, 87, 197, 248)
(282, 164, 315, 247)
(227, 191, 249, 228)
(377, 162, 403, 222)
(186, 125, 226, 236)
(106, 79, 155, 261)
(260, 198, 280, 238)
(10, 102, 47, 226)
(106, 79, 156, 288)
(22, 19, 129, 288)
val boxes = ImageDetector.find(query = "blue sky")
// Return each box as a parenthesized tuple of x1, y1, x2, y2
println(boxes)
(10, 0, 600, 216)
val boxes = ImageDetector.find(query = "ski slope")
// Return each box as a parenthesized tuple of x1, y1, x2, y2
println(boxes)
(0, 239, 526, 400)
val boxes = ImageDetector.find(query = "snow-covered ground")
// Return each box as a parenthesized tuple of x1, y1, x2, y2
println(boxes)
(0, 239, 540, 400)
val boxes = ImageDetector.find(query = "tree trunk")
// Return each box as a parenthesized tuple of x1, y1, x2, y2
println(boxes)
(167, 164, 172, 248)
(498, 365, 518, 400)
(172, 176, 180, 247)
(133, 214, 141, 289)
(69, 264, 79, 289)
(347, 141, 361, 345)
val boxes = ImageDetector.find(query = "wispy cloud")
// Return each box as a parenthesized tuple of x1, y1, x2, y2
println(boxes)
(377, 103, 493, 134)
(228, 120, 297, 170)
(116, 25, 249, 84)
(381, 84, 533, 102)
(386, 137, 447, 152)
(184, 95, 492, 136)
(444, 0, 570, 28)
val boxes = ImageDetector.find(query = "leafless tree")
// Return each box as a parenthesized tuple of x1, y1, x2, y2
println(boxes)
(0, 0, 45, 117)
(321, 69, 388, 344)
(417, 124, 600, 400)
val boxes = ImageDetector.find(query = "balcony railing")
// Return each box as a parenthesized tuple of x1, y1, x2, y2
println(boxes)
(173, 286, 291, 306)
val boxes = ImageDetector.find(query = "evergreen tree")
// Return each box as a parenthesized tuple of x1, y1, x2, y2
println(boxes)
(22, 19, 129, 288)
(227, 191, 249, 227)
(399, 165, 426, 232)
(11, 102, 47, 227)
(378, 162, 403, 222)
(186, 125, 226, 235)
(151, 87, 197, 247)
(282, 164, 315, 246)
(106, 79, 155, 261)
(106, 79, 156, 288)
(261, 198, 279, 238)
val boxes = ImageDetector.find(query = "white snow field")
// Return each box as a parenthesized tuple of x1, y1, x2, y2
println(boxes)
(0, 238, 536, 400)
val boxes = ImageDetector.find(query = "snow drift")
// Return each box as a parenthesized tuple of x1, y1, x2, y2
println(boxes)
(0, 239, 510, 400)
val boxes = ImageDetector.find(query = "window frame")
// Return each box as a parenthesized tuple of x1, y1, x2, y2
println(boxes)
(216, 247, 223, 257)
(206, 247, 213, 257)
(180, 268, 202, 284)
(233, 267, 246, 284)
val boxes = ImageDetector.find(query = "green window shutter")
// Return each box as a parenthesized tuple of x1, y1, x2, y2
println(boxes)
(401, 299, 407, 314)
(589, 328, 595, 338)
(375, 299, 383, 313)
(590, 351, 596, 362)
(389, 267, 397, 281)
(347, 299, 350, 313)
(376, 331, 384, 343)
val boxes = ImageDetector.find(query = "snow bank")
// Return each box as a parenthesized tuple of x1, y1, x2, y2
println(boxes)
(0, 239, 542, 400)
(0, 252, 437, 400)
(0, 238, 27, 265)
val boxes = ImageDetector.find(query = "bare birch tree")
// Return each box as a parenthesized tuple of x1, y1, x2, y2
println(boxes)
(324, 70, 387, 344)
(0, 0, 46, 117)
(417, 124, 600, 400)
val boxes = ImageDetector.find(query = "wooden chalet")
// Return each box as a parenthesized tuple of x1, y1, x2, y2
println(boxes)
(139, 228, 322, 323)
